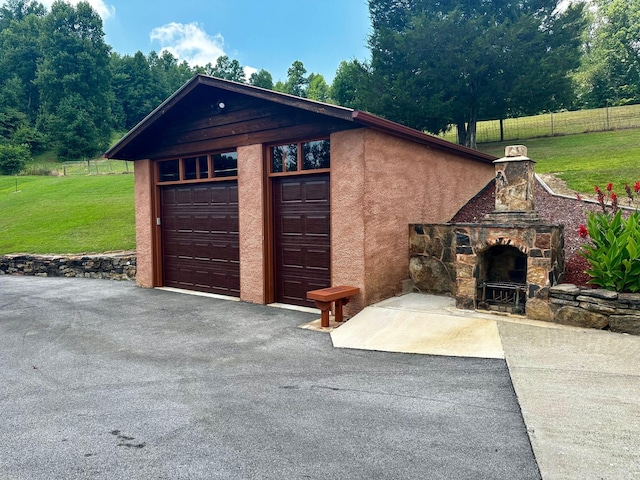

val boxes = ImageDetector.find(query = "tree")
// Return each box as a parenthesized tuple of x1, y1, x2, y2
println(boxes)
(331, 59, 370, 109)
(110, 51, 152, 130)
(282, 60, 308, 97)
(249, 69, 274, 89)
(306, 73, 331, 102)
(49, 94, 103, 160)
(366, 0, 587, 148)
(199, 55, 246, 82)
(0, 0, 45, 31)
(0, 144, 30, 174)
(574, 0, 640, 107)
(0, 3, 45, 122)
(35, 1, 112, 158)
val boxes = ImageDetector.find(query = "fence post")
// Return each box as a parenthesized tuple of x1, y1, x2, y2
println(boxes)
(550, 112, 554, 136)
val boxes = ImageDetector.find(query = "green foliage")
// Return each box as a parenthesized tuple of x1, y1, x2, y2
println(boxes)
(365, 0, 587, 148)
(306, 73, 331, 103)
(0, 174, 135, 254)
(35, 1, 112, 159)
(331, 59, 370, 109)
(0, 143, 30, 174)
(282, 60, 308, 97)
(574, 0, 640, 108)
(581, 210, 640, 292)
(198, 55, 246, 82)
(249, 69, 274, 89)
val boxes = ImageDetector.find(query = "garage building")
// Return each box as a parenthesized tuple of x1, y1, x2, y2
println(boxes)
(104, 74, 495, 314)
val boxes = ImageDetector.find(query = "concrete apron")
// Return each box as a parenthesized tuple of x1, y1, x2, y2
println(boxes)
(326, 293, 640, 480)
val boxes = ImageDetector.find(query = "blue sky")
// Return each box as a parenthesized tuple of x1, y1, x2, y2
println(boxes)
(27, 0, 372, 83)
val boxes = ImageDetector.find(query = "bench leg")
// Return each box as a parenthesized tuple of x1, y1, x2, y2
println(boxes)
(334, 297, 350, 323)
(313, 300, 332, 328)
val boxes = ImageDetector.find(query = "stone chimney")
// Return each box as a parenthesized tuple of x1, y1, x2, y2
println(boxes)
(484, 145, 540, 223)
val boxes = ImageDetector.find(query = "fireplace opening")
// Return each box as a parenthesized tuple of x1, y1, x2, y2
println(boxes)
(477, 245, 527, 313)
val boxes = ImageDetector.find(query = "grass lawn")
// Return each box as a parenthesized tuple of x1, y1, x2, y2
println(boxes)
(477, 129, 640, 194)
(0, 174, 135, 254)
(1, 127, 639, 255)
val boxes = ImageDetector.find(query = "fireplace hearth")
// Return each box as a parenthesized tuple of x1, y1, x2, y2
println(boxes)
(409, 145, 564, 317)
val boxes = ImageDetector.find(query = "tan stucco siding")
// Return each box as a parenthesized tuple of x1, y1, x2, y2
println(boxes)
(362, 129, 494, 304)
(133, 159, 155, 288)
(330, 129, 367, 312)
(237, 144, 266, 304)
(331, 128, 494, 310)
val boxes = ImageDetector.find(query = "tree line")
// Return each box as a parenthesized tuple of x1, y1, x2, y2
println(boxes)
(1, 0, 639, 173)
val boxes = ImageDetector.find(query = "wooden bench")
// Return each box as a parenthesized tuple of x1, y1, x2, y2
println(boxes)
(307, 285, 360, 328)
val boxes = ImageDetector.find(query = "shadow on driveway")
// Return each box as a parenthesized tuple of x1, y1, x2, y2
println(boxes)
(0, 276, 540, 479)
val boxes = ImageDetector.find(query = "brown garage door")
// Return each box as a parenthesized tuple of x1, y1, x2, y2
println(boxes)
(161, 182, 240, 296)
(273, 174, 330, 307)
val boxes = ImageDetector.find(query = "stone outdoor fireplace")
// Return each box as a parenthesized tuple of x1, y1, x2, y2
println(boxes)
(410, 146, 564, 317)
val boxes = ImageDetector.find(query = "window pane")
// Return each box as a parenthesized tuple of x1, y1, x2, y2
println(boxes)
(198, 156, 209, 178)
(271, 144, 298, 173)
(303, 140, 330, 170)
(158, 160, 179, 182)
(184, 157, 197, 180)
(213, 151, 238, 177)
(285, 144, 298, 171)
(271, 146, 284, 173)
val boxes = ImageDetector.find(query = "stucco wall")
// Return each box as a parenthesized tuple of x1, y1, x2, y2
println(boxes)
(362, 130, 494, 304)
(238, 144, 266, 304)
(134, 159, 155, 288)
(330, 130, 367, 312)
(332, 129, 495, 311)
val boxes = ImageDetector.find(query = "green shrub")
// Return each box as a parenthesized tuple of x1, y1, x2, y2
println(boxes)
(0, 144, 31, 175)
(581, 209, 640, 292)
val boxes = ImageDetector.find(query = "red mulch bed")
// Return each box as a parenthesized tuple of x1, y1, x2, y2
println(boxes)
(450, 179, 600, 286)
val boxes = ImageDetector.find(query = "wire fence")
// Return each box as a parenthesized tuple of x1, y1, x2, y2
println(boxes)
(56, 159, 133, 176)
(438, 103, 640, 144)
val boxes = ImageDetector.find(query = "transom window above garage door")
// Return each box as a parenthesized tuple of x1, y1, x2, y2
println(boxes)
(157, 151, 238, 184)
(270, 139, 330, 175)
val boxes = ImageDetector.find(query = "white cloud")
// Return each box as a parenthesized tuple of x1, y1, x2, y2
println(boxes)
(244, 66, 258, 79)
(150, 22, 226, 67)
(36, 0, 115, 19)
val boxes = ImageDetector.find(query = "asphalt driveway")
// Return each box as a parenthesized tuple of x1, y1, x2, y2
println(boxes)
(0, 276, 540, 479)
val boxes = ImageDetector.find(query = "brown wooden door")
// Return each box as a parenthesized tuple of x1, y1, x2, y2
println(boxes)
(161, 182, 240, 296)
(273, 174, 330, 307)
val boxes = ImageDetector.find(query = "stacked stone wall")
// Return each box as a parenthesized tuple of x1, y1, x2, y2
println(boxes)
(0, 253, 136, 281)
(409, 223, 564, 314)
(549, 284, 640, 335)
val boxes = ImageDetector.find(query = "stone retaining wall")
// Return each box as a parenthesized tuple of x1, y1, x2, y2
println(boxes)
(0, 253, 136, 281)
(549, 284, 640, 335)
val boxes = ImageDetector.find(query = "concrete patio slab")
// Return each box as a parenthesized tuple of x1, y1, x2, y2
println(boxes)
(330, 304, 504, 358)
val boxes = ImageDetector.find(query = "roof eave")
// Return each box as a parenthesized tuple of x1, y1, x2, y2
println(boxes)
(351, 111, 496, 163)
(104, 75, 204, 159)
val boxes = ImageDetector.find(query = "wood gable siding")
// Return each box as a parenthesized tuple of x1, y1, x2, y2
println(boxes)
(105, 75, 495, 167)
(109, 83, 359, 161)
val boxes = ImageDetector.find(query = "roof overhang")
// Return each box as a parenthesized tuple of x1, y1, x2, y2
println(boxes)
(104, 74, 495, 165)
